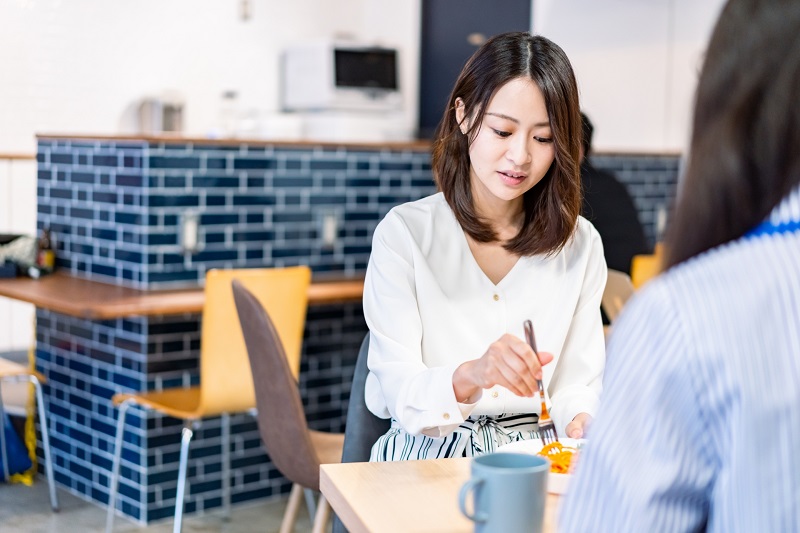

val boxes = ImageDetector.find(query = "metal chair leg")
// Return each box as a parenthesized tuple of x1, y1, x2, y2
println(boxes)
(221, 413, 231, 521)
(106, 398, 134, 533)
(30, 375, 59, 511)
(304, 487, 317, 521)
(0, 381, 8, 484)
(173, 422, 195, 533)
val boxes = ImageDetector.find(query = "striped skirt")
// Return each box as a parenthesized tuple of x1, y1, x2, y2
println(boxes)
(369, 413, 541, 461)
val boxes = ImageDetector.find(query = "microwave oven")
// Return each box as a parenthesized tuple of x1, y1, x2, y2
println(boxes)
(281, 42, 402, 113)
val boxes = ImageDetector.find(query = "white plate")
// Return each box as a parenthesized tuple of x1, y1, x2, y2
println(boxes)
(496, 438, 585, 494)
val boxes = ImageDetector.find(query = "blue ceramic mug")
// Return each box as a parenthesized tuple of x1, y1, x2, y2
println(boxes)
(458, 452, 549, 533)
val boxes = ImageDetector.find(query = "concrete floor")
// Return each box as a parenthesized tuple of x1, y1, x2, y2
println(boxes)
(0, 475, 316, 533)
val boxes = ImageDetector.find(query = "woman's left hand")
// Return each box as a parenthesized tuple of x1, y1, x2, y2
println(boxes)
(565, 412, 592, 439)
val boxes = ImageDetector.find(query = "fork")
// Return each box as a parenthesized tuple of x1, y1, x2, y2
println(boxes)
(523, 319, 559, 446)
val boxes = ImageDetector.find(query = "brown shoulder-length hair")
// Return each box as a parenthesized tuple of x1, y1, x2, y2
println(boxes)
(431, 32, 582, 257)
(665, 0, 800, 268)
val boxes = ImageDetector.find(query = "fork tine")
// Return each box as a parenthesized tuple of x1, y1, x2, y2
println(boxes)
(524, 319, 560, 445)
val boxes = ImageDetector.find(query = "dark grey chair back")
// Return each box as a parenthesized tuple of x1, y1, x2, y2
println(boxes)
(332, 332, 391, 533)
(341, 333, 391, 462)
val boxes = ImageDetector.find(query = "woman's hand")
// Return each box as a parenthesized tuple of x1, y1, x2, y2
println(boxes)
(452, 333, 554, 402)
(565, 412, 592, 439)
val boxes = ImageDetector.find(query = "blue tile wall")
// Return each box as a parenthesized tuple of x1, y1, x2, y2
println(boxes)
(36, 140, 436, 289)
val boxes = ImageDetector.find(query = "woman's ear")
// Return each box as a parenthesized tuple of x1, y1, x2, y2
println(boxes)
(454, 98, 468, 135)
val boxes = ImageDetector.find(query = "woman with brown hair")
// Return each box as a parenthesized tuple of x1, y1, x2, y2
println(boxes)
(362, 32, 607, 460)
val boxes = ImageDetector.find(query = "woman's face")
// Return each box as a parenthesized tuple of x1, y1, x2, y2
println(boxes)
(456, 77, 555, 215)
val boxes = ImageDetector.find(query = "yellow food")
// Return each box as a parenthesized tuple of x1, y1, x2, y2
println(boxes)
(537, 442, 576, 474)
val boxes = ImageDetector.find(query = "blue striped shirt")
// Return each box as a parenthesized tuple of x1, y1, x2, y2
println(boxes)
(560, 185, 800, 532)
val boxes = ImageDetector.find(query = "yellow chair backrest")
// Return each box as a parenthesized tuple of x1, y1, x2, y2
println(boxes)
(631, 243, 665, 289)
(198, 266, 311, 414)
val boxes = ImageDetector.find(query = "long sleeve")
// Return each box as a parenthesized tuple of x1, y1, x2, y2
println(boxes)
(547, 225, 607, 435)
(363, 206, 475, 437)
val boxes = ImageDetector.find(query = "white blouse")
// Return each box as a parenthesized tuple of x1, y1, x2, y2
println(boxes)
(363, 192, 607, 438)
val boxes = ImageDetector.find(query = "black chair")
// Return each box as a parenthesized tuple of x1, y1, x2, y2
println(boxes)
(332, 333, 391, 533)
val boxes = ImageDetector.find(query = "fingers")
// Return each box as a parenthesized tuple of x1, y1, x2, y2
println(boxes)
(565, 412, 593, 439)
(479, 335, 544, 396)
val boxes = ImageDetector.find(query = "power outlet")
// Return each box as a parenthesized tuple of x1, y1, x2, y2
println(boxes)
(321, 212, 339, 249)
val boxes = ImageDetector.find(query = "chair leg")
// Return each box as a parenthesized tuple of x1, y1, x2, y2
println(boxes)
(106, 398, 134, 533)
(280, 483, 304, 533)
(173, 422, 194, 533)
(221, 412, 231, 521)
(304, 487, 317, 521)
(30, 375, 59, 511)
(0, 381, 9, 484)
(0, 380, 8, 483)
(311, 492, 331, 533)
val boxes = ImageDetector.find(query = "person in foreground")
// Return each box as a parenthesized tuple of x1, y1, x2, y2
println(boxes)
(561, 0, 800, 530)
(363, 32, 607, 461)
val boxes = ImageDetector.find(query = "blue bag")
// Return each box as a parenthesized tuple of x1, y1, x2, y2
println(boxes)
(0, 413, 32, 479)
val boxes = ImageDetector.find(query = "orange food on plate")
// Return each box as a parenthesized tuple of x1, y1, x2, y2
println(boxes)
(537, 442, 577, 474)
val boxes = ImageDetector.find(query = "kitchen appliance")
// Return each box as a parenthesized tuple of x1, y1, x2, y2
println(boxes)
(138, 97, 184, 134)
(281, 42, 402, 112)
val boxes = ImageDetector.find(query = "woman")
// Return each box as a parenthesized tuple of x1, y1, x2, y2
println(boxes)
(561, 0, 800, 531)
(363, 32, 607, 461)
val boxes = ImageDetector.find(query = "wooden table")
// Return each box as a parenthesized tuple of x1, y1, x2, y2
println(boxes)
(0, 271, 364, 319)
(321, 458, 560, 533)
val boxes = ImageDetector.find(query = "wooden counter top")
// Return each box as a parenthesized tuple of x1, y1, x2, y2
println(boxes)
(0, 272, 364, 320)
(36, 133, 432, 152)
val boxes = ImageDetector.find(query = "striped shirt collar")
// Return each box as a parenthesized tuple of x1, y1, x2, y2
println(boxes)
(746, 184, 800, 238)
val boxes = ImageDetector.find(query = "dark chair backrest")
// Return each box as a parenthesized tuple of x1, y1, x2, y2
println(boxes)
(341, 333, 391, 462)
(333, 332, 392, 533)
(232, 279, 321, 490)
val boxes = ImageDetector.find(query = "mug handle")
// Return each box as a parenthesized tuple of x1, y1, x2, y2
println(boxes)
(458, 477, 488, 523)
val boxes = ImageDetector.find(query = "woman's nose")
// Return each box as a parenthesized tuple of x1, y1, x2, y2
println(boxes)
(506, 138, 531, 166)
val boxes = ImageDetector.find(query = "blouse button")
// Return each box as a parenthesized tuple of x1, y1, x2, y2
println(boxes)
(493, 294, 499, 301)
(443, 413, 451, 420)
(491, 391, 499, 398)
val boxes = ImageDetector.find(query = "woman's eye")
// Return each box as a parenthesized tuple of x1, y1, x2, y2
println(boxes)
(534, 136, 553, 144)
(492, 129, 512, 138)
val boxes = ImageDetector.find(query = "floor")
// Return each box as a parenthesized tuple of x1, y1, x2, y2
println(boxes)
(0, 476, 316, 533)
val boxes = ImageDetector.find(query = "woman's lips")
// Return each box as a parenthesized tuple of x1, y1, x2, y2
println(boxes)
(498, 170, 527, 185)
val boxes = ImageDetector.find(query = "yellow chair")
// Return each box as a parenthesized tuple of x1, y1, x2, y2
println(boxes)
(0, 357, 58, 511)
(106, 266, 311, 533)
(630, 243, 665, 289)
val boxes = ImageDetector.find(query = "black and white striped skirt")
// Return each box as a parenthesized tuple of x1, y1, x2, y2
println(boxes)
(369, 413, 541, 461)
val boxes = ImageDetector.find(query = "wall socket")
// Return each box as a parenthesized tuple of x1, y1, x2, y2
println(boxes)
(320, 211, 340, 249)
(180, 211, 202, 255)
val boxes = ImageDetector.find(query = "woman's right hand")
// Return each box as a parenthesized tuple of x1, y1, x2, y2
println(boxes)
(452, 333, 554, 402)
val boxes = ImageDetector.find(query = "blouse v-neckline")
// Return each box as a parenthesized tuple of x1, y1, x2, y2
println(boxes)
(460, 228, 524, 288)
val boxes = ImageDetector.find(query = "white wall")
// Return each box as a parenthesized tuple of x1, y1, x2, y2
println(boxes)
(0, 0, 421, 352)
(0, 0, 421, 153)
(534, 0, 725, 153)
